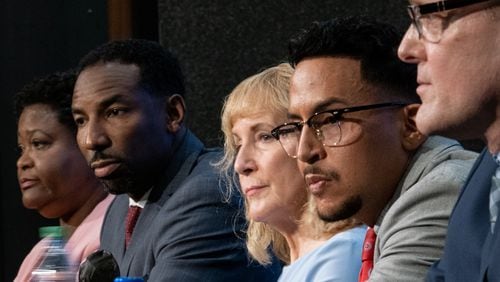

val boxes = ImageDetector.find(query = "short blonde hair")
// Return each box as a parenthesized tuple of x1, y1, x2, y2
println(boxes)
(217, 63, 293, 264)
(217, 62, 361, 265)
(218, 63, 292, 176)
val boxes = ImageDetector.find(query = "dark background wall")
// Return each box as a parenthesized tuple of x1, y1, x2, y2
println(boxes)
(0, 1, 107, 280)
(1, 1, 484, 280)
(158, 1, 412, 147)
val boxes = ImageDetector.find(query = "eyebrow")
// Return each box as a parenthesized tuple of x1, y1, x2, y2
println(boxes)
(238, 122, 276, 134)
(231, 120, 276, 139)
(287, 97, 347, 120)
(72, 93, 128, 115)
(18, 128, 51, 139)
(253, 122, 277, 131)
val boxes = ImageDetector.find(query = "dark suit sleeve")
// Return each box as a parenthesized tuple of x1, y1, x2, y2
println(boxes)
(426, 260, 445, 282)
(426, 150, 495, 282)
(146, 163, 280, 281)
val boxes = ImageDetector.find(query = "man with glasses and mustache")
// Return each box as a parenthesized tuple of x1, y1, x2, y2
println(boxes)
(398, 0, 500, 281)
(271, 16, 477, 281)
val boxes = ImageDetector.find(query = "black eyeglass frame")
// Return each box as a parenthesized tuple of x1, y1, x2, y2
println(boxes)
(407, 0, 491, 41)
(409, 0, 489, 16)
(270, 102, 408, 141)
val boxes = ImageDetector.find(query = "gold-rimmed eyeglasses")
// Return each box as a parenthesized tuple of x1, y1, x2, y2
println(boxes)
(270, 102, 407, 158)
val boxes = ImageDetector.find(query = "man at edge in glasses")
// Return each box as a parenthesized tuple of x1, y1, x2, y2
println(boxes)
(398, 0, 500, 281)
(273, 16, 477, 281)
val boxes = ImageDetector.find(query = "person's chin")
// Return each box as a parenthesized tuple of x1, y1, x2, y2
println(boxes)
(101, 178, 130, 195)
(22, 192, 44, 209)
(317, 196, 361, 223)
(22, 199, 38, 210)
(415, 105, 440, 136)
(416, 108, 469, 140)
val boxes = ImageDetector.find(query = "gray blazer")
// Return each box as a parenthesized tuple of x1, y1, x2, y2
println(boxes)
(100, 130, 281, 281)
(369, 136, 478, 282)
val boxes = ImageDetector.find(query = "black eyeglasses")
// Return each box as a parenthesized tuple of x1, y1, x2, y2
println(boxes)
(407, 0, 492, 42)
(271, 102, 407, 158)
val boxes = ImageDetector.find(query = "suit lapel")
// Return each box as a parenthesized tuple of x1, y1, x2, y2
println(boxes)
(473, 151, 498, 278)
(103, 195, 129, 263)
(120, 198, 155, 272)
(119, 130, 204, 275)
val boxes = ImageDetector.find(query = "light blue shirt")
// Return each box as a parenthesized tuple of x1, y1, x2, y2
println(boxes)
(278, 225, 366, 282)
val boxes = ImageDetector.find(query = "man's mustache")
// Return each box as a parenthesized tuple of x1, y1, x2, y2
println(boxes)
(302, 165, 339, 180)
(89, 151, 122, 165)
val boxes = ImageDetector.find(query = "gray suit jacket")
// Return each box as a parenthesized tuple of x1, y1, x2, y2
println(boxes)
(100, 130, 281, 281)
(369, 136, 478, 282)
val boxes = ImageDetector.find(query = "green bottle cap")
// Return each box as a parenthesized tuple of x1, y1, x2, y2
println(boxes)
(38, 226, 64, 238)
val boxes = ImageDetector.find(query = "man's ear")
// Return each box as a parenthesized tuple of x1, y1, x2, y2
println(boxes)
(401, 103, 427, 151)
(165, 94, 185, 133)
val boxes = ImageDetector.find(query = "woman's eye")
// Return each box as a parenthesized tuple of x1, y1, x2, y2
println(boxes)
(32, 140, 49, 150)
(259, 133, 274, 142)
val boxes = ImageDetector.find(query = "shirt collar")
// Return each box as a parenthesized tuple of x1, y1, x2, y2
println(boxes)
(128, 188, 151, 209)
(493, 153, 500, 166)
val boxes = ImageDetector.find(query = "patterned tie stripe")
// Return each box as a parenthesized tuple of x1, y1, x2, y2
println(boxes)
(359, 227, 376, 282)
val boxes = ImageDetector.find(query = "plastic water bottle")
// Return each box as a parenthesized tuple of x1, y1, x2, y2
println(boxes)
(30, 226, 77, 281)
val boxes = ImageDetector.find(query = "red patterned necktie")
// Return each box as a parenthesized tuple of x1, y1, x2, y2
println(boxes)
(125, 206, 142, 248)
(359, 227, 376, 282)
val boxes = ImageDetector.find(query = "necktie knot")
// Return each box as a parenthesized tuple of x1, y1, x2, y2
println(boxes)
(125, 206, 142, 248)
(359, 227, 376, 282)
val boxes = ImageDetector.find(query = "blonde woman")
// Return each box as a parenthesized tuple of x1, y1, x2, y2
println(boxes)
(218, 63, 365, 281)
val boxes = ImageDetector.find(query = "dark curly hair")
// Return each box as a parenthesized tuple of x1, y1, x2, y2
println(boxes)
(14, 70, 77, 134)
(78, 39, 185, 98)
(288, 15, 419, 103)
